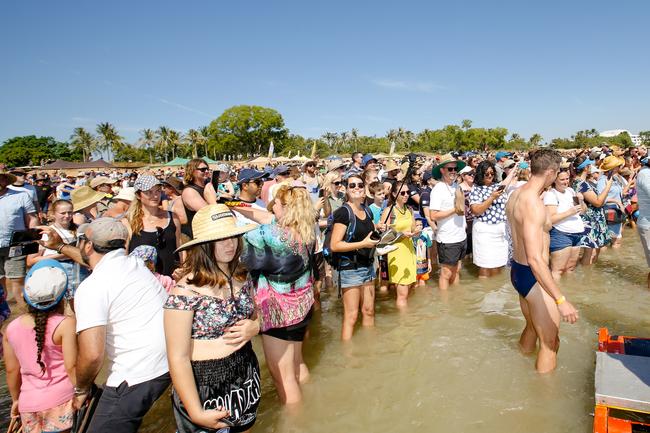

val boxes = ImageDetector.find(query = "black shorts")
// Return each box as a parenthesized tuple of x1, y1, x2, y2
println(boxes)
(312, 251, 325, 281)
(262, 309, 312, 342)
(436, 239, 467, 266)
(172, 342, 260, 433)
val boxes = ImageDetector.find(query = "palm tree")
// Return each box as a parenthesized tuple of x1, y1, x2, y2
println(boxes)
(96, 122, 122, 161)
(168, 130, 181, 160)
(199, 126, 210, 157)
(322, 132, 338, 152)
(185, 129, 206, 159)
(70, 127, 96, 162)
(156, 126, 171, 163)
(350, 128, 359, 151)
(139, 129, 156, 164)
(529, 133, 543, 147)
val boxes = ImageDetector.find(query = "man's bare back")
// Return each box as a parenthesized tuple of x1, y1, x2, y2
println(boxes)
(506, 184, 551, 267)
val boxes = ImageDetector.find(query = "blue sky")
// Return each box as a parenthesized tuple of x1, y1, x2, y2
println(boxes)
(1, 0, 648, 145)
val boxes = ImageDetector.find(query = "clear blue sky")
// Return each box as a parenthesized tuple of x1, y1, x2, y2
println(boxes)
(1, 0, 648, 144)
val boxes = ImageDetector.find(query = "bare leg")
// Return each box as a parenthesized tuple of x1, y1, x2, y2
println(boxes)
(293, 341, 309, 384)
(395, 284, 410, 308)
(518, 295, 538, 354)
(526, 284, 561, 373)
(647, 272, 650, 290)
(439, 264, 454, 290)
(341, 286, 361, 341)
(262, 335, 303, 404)
(566, 247, 581, 273)
(478, 267, 489, 278)
(360, 282, 375, 327)
(580, 247, 594, 266)
(550, 248, 571, 281)
(451, 262, 461, 285)
(6, 277, 25, 310)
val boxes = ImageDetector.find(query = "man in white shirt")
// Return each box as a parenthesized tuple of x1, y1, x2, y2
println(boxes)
(429, 155, 467, 290)
(64, 218, 169, 433)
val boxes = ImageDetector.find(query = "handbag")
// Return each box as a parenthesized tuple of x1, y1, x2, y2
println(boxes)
(72, 385, 103, 433)
(604, 205, 625, 225)
(6, 417, 22, 433)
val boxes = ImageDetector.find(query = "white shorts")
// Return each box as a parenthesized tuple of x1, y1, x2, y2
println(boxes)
(472, 220, 508, 268)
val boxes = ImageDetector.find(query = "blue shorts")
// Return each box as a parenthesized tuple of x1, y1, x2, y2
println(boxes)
(336, 265, 376, 289)
(549, 227, 583, 253)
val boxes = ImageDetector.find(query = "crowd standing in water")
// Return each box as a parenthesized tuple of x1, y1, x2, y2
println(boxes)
(1, 144, 650, 432)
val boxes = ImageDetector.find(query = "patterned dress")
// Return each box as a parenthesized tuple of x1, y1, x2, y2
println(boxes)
(242, 222, 314, 332)
(574, 179, 610, 248)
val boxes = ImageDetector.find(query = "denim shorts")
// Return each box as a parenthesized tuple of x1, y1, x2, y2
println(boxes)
(549, 227, 583, 252)
(336, 265, 376, 289)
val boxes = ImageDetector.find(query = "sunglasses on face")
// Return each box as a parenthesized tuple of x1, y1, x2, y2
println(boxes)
(464, 171, 475, 177)
(196, 167, 209, 172)
(484, 172, 494, 177)
(443, 166, 457, 172)
(346, 182, 364, 190)
(247, 179, 264, 186)
(398, 191, 409, 196)
(333, 181, 342, 186)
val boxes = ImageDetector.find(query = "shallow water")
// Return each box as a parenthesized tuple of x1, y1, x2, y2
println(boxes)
(2, 230, 648, 432)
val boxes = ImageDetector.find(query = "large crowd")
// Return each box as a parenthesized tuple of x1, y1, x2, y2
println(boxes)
(1, 144, 649, 432)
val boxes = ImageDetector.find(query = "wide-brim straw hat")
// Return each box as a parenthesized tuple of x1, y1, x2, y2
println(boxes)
(431, 154, 467, 180)
(326, 160, 347, 172)
(175, 204, 257, 252)
(600, 155, 625, 172)
(71, 186, 106, 212)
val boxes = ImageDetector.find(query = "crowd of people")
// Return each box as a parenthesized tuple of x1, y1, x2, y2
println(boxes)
(1, 143, 649, 432)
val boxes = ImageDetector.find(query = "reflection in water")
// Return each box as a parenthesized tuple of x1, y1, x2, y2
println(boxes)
(1, 233, 648, 432)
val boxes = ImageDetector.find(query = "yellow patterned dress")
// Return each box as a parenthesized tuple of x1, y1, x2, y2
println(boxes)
(387, 206, 417, 285)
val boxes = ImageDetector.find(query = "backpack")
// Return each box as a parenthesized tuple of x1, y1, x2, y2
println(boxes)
(322, 203, 373, 269)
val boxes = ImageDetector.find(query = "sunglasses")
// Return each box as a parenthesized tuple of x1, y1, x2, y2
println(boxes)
(78, 234, 89, 243)
(196, 167, 209, 172)
(346, 182, 365, 190)
(464, 171, 475, 176)
(443, 166, 458, 172)
(156, 227, 167, 248)
(247, 179, 264, 186)
(398, 191, 409, 196)
(333, 181, 342, 186)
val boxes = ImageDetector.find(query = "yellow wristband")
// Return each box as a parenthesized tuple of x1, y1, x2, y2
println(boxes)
(555, 295, 566, 305)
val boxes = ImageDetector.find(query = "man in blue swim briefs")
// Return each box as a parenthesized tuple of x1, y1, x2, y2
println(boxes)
(506, 148, 579, 373)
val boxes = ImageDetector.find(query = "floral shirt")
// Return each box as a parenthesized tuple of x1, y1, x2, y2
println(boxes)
(469, 184, 507, 224)
(242, 222, 314, 332)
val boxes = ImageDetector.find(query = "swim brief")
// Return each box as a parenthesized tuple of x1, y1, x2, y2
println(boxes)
(510, 261, 537, 298)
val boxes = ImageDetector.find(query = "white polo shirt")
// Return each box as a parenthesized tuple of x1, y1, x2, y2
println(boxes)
(429, 181, 467, 243)
(75, 249, 168, 387)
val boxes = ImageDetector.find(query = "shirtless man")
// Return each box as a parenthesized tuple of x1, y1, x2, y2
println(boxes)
(506, 149, 579, 373)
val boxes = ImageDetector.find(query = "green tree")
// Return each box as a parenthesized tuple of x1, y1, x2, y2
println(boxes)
(0, 136, 80, 166)
(639, 131, 650, 146)
(529, 133, 543, 147)
(139, 128, 156, 164)
(184, 128, 207, 158)
(206, 105, 288, 156)
(155, 126, 171, 162)
(96, 122, 123, 161)
(113, 144, 148, 162)
(70, 127, 96, 162)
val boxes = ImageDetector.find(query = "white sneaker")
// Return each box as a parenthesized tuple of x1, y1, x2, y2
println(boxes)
(376, 244, 398, 256)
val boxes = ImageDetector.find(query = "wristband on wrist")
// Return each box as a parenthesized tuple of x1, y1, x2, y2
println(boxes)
(56, 244, 65, 254)
(73, 387, 90, 395)
(555, 295, 566, 306)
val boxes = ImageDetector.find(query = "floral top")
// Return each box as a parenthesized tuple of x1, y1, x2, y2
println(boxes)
(242, 222, 314, 332)
(469, 184, 507, 224)
(163, 280, 255, 340)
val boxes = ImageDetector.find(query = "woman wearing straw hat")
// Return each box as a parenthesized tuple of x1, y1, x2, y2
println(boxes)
(71, 185, 106, 225)
(235, 184, 316, 404)
(164, 204, 261, 432)
(572, 156, 613, 265)
(597, 155, 627, 248)
(3, 260, 77, 433)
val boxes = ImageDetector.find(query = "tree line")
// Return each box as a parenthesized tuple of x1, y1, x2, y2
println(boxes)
(1, 105, 648, 167)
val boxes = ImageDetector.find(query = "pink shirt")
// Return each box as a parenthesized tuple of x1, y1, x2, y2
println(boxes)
(7, 314, 74, 412)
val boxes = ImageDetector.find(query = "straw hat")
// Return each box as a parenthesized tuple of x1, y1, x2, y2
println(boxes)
(90, 176, 117, 189)
(176, 204, 257, 252)
(326, 160, 347, 173)
(431, 154, 467, 180)
(71, 186, 106, 212)
(384, 160, 401, 172)
(600, 155, 625, 172)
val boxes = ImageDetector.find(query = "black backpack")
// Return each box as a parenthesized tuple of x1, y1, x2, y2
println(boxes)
(322, 203, 373, 269)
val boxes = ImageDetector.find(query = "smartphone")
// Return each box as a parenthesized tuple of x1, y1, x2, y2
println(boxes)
(496, 184, 506, 192)
(607, 171, 614, 180)
(573, 196, 580, 205)
(11, 229, 42, 244)
(318, 189, 325, 198)
(370, 230, 381, 241)
(211, 171, 220, 190)
(8, 242, 39, 258)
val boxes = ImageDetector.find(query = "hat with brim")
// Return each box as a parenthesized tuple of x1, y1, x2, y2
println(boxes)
(600, 155, 625, 172)
(176, 204, 257, 252)
(384, 160, 401, 172)
(0, 171, 17, 184)
(23, 259, 68, 311)
(89, 176, 117, 189)
(431, 154, 467, 180)
(113, 187, 135, 202)
(162, 176, 184, 193)
(71, 186, 107, 212)
(326, 160, 347, 173)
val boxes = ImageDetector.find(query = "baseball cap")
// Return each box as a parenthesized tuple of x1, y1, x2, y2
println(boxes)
(503, 159, 516, 169)
(86, 217, 129, 250)
(23, 259, 68, 310)
(215, 164, 230, 173)
(459, 166, 474, 175)
(238, 168, 269, 184)
(133, 175, 161, 192)
(495, 151, 512, 160)
(272, 165, 290, 177)
(362, 154, 377, 167)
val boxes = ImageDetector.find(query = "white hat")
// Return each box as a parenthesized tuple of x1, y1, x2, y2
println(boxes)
(113, 187, 135, 202)
(589, 165, 603, 174)
(459, 166, 474, 175)
(24, 260, 68, 310)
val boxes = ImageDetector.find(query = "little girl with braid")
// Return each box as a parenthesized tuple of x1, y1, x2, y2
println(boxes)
(2, 260, 77, 433)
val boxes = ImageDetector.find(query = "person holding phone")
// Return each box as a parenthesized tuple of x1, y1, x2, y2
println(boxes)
(205, 164, 236, 204)
(597, 156, 627, 248)
(544, 170, 585, 280)
(469, 160, 517, 278)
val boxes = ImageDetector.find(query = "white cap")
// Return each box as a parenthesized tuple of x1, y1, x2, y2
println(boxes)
(24, 260, 68, 310)
(459, 166, 473, 175)
(113, 187, 135, 202)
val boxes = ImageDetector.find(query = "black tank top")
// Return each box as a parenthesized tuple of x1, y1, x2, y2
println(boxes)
(182, 183, 205, 237)
(128, 212, 178, 276)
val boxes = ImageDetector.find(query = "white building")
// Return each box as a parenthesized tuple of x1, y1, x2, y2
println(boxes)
(600, 129, 642, 146)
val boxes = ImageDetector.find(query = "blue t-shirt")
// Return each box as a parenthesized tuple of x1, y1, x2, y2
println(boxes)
(0, 189, 36, 248)
(637, 168, 650, 230)
(369, 203, 383, 224)
(597, 175, 624, 202)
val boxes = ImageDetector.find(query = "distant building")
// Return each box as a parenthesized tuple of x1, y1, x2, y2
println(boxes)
(600, 129, 642, 146)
